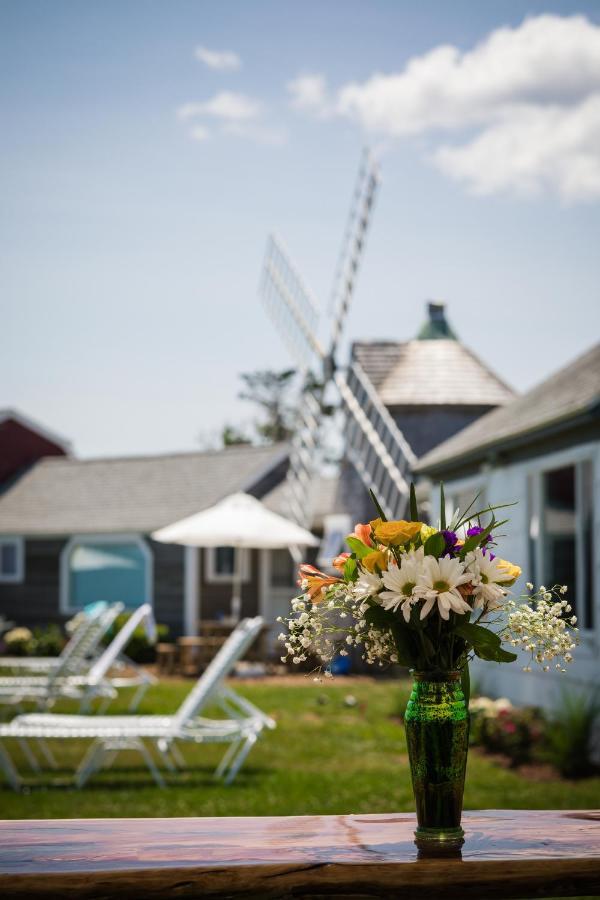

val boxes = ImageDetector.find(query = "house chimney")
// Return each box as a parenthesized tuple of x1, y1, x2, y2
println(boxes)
(416, 301, 457, 340)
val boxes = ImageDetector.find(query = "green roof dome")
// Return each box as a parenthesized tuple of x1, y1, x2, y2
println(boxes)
(417, 302, 457, 340)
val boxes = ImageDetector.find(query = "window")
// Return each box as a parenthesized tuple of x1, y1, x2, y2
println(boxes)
(205, 547, 250, 583)
(271, 549, 295, 587)
(0, 537, 24, 583)
(60, 535, 152, 612)
(534, 461, 594, 630)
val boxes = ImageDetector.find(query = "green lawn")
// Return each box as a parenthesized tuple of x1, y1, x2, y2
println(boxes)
(2, 677, 600, 819)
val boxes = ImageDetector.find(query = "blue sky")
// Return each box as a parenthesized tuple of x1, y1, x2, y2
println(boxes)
(2, 1, 600, 457)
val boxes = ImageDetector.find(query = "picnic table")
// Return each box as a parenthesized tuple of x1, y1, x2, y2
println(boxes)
(1, 809, 599, 898)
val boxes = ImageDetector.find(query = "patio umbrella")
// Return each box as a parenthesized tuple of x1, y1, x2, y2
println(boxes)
(152, 492, 318, 620)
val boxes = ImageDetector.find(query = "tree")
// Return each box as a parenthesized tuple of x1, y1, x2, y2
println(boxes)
(238, 368, 297, 444)
(221, 424, 251, 446)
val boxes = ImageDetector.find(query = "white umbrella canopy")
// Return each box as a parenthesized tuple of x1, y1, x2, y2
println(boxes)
(152, 493, 318, 621)
(152, 492, 319, 549)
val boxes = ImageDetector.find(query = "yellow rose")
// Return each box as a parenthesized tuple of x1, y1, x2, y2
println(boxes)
(370, 518, 424, 546)
(496, 558, 522, 585)
(362, 550, 390, 573)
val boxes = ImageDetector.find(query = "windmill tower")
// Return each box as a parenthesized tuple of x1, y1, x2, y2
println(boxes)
(260, 150, 416, 529)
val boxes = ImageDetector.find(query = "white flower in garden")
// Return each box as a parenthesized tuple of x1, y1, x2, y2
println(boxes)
(352, 569, 383, 602)
(414, 554, 472, 620)
(465, 548, 510, 611)
(379, 547, 425, 622)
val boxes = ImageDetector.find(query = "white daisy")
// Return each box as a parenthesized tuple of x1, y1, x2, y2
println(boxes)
(414, 554, 472, 620)
(380, 547, 425, 622)
(464, 549, 510, 611)
(352, 569, 383, 603)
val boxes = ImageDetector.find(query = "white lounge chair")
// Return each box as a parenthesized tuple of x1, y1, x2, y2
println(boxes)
(0, 608, 100, 673)
(0, 603, 125, 709)
(0, 616, 274, 791)
(0, 603, 157, 713)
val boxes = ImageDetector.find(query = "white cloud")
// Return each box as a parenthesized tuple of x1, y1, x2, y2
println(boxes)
(195, 46, 241, 71)
(177, 92, 261, 122)
(291, 15, 600, 201)
(177, 90, 285, 147)
(190, 124, 211, 142)
(433, 97, 600, 200)
(287, 74, 329, 114)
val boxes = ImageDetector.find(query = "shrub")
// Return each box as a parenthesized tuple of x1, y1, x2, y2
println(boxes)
(469, 696, 545, 766)
(30, 624, 64, 657)
(3, 627, 34, 656)
(103, 614, 168, 663)
(545, 691, 600, 779)
(2, 624, 65, 658)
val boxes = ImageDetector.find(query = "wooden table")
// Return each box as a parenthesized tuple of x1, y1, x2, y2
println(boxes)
(1, 810, 599, 899)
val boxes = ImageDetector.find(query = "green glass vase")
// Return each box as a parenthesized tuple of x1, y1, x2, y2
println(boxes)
(405, 670, 469, 850)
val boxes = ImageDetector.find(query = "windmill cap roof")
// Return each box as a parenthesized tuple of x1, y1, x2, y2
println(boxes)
(352, 338, 515, 408)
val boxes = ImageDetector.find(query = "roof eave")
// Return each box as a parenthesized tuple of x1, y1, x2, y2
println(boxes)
(415, 400, 600, 477)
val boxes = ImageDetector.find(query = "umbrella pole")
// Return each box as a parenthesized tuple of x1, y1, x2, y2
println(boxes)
(231, 548, 242, 621)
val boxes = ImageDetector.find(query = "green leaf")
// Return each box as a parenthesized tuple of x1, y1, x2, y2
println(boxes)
(424, 531, 446, 557)
(454, 622, 502, 647)
(369, 489, 388, 522)
(346, 536, 372, 559)
(451, 490, 482, 530)
(409, 482, 419, 522)
(461, 664, 470, 709)
(343, 557, 358, 582)
(440, 482, 446, 530)
(454, 622, 518, 664)
(473, 644, 518, 664)
(456, 500, 517, 531)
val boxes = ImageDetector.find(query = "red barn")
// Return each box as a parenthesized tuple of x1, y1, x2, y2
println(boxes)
(0, 409, 71, 485)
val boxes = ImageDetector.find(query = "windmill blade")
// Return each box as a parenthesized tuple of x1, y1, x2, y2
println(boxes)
(284, 388, 322, 527)
(328, 149, 380, 363)
(335, 361, 417, 520)
(260, 234, 325, 372)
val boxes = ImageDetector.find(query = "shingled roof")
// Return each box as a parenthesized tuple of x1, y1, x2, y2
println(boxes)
(352, 304, 514, 408)
(0, 444, 288, 536)
(416, 342, 600, 475)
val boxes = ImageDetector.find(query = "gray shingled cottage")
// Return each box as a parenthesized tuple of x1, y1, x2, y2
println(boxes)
(416, 342, 600, 710)
(0, 304, 519, 646)
(0, 441, 293, 640)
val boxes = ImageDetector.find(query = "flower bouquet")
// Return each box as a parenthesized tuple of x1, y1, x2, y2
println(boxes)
(281, 485, 578, 849)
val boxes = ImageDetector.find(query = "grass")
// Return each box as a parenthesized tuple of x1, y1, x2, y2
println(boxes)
(2, 677, 600, 819)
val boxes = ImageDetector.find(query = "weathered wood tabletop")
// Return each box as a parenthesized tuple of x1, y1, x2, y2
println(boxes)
(1, 809, 599, 899)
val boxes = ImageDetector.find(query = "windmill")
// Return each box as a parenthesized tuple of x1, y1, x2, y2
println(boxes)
(259, 150, 417, 531)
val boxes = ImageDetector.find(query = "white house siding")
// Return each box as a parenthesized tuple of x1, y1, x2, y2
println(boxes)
(437, 439, 600, 712)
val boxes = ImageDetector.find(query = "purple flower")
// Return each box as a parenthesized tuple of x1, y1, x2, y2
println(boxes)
(467, 525, 495, 558)
(466, 525, 492, 545)
(441, 529, 458, 555)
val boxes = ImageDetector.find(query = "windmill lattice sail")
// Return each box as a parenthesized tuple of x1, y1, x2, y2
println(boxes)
(260, 234, 323, 371)
(260, 150, 415, 528)
(328, 149, 380, 363)
(336, 362, 416, 521)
